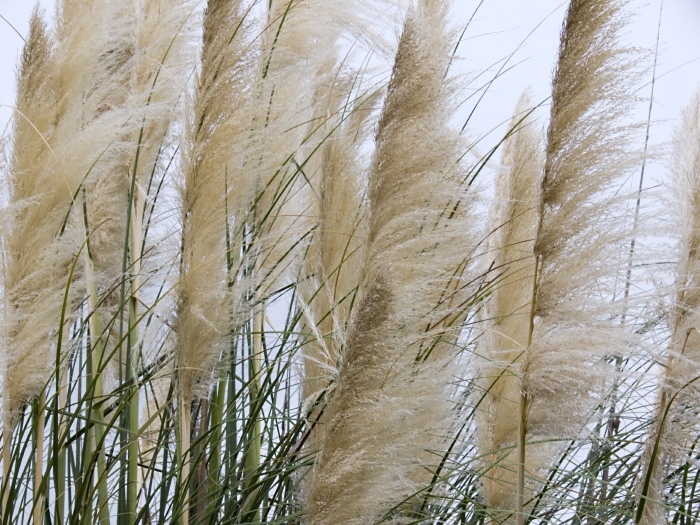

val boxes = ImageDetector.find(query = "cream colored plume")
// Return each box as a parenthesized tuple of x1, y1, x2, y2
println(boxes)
(307, 1, 476, 522)
(478, 92, 542, 522)
(252, 0, 387, 297)
(638, 90, 700, 525)
(298, 79, 376, 454)
(526, 0, 639, 438)
(89, 0, 196, 388)
(514, 0, 640, 520)
(2, 7, 60, 422)
(176, 0, 256, 403)
(3, 0, 138, 418)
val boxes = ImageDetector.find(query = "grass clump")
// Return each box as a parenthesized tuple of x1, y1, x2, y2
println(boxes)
(0, 0, 697, 524)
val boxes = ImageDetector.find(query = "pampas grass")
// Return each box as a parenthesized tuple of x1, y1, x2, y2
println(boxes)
(514, 2, 642, 521)
(638, 89, 700, 525)
(1, 0, 698, 523)
(3, 6, 57, 429)
(307, 1, 476, 521)
(479, 91, 542, 523)
(175, 1, 255, 520)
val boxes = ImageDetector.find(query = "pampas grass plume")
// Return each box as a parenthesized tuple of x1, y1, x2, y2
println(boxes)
(308, 1, 476, 521)
(479, 91, 542, 521)
(639, 89, 700, 525)
(176, 0, 254, 404)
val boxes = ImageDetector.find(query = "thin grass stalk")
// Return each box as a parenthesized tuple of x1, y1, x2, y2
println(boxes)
(32, 391, 46, 525)
(207, 376, 226, 519)
(177, 392, 191, 525)
(2, 394, 11, 521)
(80, 190, 111, 524)
(89, 297, 109, 524)
(192, 398, 209, 520)
(515, 392, 527, 525)
(53, 362, 69, 525)
(598, 5, 662, 519)
(125, 0, 196, 518)
(243, 302, 263, 521)
(516, 254, 539, 525)
(127, 204, 142, 522)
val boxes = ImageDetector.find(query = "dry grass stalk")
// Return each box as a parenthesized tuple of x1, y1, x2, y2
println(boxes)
(307, 1, 475, 522)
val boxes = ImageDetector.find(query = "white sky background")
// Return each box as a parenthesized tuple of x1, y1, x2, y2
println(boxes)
(0, 0, 698, 182)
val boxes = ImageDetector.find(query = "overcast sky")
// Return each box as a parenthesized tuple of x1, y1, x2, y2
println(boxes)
(1, 0, 698, 178)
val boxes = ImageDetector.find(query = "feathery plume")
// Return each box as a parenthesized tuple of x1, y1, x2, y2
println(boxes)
(80, 0, 138, 373)
(299, 81, 374, 407)
(253, 0, 385, 296)
(1, 0, 139, 433)
(308, 1, 476, 521)
(176, 0, 255, 408)
(516, 0, 640, 521)
(3, 6, 57, 427)
(638, 90, 700, 525)
(174, 1, 256, 521)
(528, 0, 638, 439)
(478, 92, 542, 522)
(297, 80, 376, 473)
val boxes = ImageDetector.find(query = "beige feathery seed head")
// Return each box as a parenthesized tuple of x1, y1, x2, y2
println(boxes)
(478, 92, 543, 520)
(93, 0, 197, 390)
(297, 78, 377, 467)
(252, 0, 392, 298)
(4, 0, 135, 419)
(307, 1, 477, 522)
(536, 0, 640, 283)
(4, 0, 141, 418)
(668, 90, 700, 392)
(3, 0, 191, 418)
(253, 0, 348, 295)
(524, 0, 640, 439)
(128, 0, 199, 226)
(81, 2, 138, 360)
(51, 0, 143, 395)
(175, 0, 256, 403)
(2, 8, 62, 420)
(299, 78, 374, 405)
(639, 90, 700, 525)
